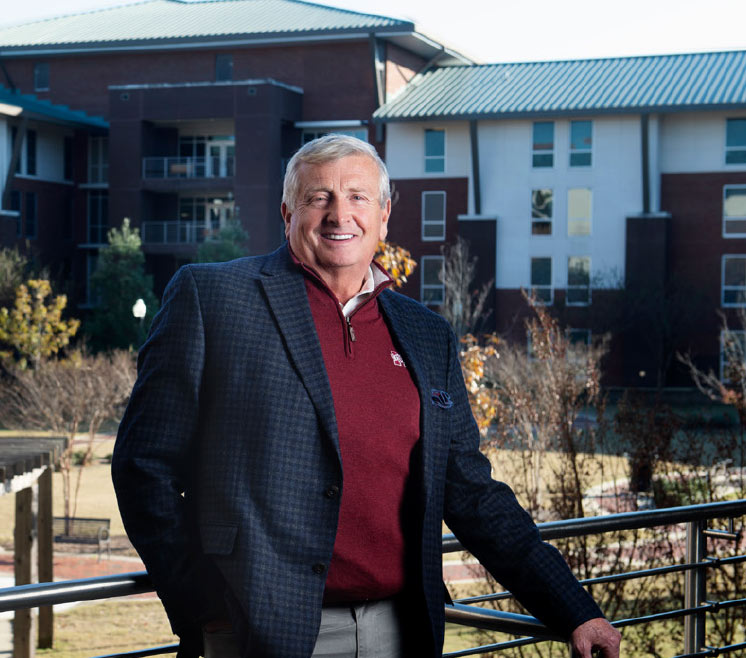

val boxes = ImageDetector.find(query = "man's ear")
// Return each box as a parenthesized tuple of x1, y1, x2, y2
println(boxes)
(378, 198, 391, 241)
(281, 202, 292, 238)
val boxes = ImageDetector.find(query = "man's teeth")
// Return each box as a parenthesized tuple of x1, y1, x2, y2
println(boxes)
(325, 234, 354, 240)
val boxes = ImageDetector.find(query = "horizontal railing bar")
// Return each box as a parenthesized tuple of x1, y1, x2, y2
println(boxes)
(90, 644, 179, 658)
(672, 640, 746, 658)
(0, 572, 150, 613)
(454, 554, 746, 605)
(443, 499, 746, 553)
(443, 634, 547, 657)
(444, 602, 562, 640)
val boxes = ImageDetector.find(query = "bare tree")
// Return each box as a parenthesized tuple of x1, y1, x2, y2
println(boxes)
(440, 237, 493, 337)
(0, 349, 136, 520)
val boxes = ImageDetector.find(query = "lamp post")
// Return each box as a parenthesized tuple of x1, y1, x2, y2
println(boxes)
(132, 298, 146, 324)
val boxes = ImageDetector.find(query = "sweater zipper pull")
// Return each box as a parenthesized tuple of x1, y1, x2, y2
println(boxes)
(346, 315, 356, 342)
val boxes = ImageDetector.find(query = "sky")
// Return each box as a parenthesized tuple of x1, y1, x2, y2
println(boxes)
(0, 0, 744, 64)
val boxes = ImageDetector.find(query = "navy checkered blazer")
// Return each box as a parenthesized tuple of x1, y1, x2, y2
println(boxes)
(112, 245, 602, 658)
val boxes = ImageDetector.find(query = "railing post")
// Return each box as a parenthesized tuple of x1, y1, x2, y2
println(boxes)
(684, 519, 707, 653)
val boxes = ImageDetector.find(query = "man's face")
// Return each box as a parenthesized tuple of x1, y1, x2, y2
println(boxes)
(282, 154, 390, 279)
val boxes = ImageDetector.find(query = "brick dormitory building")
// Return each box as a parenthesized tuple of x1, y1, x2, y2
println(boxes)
(0, 0, 745, 387)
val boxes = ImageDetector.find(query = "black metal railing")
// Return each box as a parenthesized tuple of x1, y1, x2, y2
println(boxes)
(1, 500, 744, 658)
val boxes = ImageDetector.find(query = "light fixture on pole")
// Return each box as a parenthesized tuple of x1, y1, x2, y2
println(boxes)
(132, 298, 146, 322)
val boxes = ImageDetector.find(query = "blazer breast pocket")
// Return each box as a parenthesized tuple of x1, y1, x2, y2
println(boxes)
(200, 523, 238, 556)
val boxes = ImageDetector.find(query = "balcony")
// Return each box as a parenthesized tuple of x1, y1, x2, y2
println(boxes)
(142, 156, 234, 180)
(141, 220, 213, 245)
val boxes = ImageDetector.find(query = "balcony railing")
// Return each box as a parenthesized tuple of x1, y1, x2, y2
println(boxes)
(142, 156, 234, 179)
(141, 221, 215, 245)
(0, 500, 744, 658)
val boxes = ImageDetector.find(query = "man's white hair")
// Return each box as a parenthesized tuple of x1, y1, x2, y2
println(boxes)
(282, 134, 391, 212)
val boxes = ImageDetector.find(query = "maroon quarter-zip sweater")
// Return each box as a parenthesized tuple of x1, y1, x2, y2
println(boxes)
(300, 264, 421, 603)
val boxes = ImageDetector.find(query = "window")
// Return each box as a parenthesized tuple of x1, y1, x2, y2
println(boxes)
(567, 328, 591, 346)
(570, 120, 592, 167)
(567, 256, 590, 305)
(724, 186, 746, 236)
(26, 130, 37, 176)
(63, 136, 73, 181)
(726, 118, 746, 165)
(9, 190, 21, 237)
(87, 190, 108, 244)
(532, 122, 554, 167)
(421, 255, 444, 305)
(531, 188, 552, 235)
(530, 257, 552, 304)
(24, 192, 36, 238)
(215, 53, 233, 82)
(422, 191, 446, 240)
(723, 255, 746, 306)
(11, 127, 20, 174)
(568, 188, 592, 236)
(424, 129, 445, 173)
(34, 62, 49, 91)
(720, 330, 746, 382)
(88, 136, 108, 183)
(302, 128, 368, 144)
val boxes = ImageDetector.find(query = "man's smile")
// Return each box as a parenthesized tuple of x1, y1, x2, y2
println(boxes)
(322, 233, 355, 241)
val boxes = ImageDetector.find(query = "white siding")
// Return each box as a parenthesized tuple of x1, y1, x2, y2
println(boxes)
(479, 116, 641, 290)
(660, 110, 746, 174)
(385, 122, 471, 180)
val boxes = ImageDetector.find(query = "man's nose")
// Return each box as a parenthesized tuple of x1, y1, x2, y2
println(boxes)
(325, 197, 351, 223)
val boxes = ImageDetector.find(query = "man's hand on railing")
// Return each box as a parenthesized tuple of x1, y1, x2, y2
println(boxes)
(570, 617, 621, 657)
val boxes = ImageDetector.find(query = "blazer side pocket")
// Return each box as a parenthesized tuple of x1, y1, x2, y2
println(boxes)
(200, 523, 238, 556)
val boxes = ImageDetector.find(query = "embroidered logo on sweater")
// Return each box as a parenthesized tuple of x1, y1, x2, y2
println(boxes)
(390, 351, 406, 367)
(431, 389, 453, 409)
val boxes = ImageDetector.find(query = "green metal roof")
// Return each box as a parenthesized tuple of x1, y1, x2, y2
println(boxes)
(374, 50, 746, 121)
(0, 0, 411, 50)
(0, 85, 108, 129)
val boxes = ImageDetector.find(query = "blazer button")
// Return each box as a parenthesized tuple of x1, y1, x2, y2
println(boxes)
(325, 485, 339, 499)
(312, 563, 326, 575)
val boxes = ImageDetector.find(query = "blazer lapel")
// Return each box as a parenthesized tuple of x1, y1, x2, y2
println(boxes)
(378, 292, 434, 504)
(259, 248, 341, 463)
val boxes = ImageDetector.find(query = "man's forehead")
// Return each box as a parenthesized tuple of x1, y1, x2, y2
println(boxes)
(298, 156, 378, 189)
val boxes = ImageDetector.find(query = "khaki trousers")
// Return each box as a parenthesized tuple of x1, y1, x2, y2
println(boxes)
(202, 598, 405, 658)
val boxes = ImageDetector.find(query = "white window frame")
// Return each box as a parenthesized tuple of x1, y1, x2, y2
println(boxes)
(567, 328, 591, 346)
(568, 188, 592, 237)
(569, 120, 592, 167)
(530, 256, 553, 305)
(424, 128, 445, 173)
(720, 329, 746, 383)
(421, 191, 446, 241)
(723, 185, 746, 237)
(532, 121, 554, 168)
(567, 256, 591, 306)
(725, 118, 746, 165)
(531, 188, 553, 235)
(722, 254, 746, 307)
(421, 255, 444, 306)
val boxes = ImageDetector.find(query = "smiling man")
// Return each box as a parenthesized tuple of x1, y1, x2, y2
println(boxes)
(112, 135, 620, 658)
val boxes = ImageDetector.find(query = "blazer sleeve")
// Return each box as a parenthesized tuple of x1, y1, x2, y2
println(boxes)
(440, 329, 604, 637)
(111, 266, 226, 638)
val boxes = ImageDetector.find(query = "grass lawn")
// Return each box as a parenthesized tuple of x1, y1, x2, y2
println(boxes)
(36, 600, 177, 658)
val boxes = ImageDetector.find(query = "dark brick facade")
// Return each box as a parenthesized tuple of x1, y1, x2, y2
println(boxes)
(386, 177, 468, 301)
(661, 171, 746, 379)
(2, 37, 428, 304)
